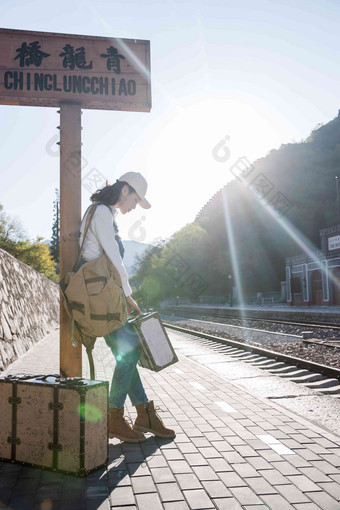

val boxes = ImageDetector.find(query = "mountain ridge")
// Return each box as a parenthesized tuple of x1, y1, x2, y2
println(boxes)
(195, 111, 340, 292)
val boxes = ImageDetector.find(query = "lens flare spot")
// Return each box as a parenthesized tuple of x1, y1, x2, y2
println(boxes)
(41, 499, 53, 510)
(77, 403, 103, 422)
(116, 355, 122, 361)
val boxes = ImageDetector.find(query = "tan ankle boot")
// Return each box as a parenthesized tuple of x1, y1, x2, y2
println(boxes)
(133, 401, 176, 439)
(109, 407, 146, 443)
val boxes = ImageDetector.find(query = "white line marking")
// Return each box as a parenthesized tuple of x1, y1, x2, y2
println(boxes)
(173, 368, 184, 374)
(214, 401, 237, 413)
(189, 381, 207, 390)
(256, 434, 295, 455)
(270, 443, 295, 455)
(256, 434, 280, 444)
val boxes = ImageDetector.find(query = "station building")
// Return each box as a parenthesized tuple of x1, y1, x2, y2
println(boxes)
(286, 223, 340, 305)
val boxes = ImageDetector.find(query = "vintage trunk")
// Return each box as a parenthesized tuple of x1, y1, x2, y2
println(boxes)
(129, 312, 178, 371)
(0, 374, 108, 476)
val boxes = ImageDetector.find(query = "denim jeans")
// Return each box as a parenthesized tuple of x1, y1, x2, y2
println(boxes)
(103, 322, 148, 409)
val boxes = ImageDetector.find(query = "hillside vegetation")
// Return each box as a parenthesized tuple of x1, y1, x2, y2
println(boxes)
(134, 113, 340, 303)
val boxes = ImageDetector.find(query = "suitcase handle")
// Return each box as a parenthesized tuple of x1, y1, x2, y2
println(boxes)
(59, 377, 87, 387)
(3, 374, 87, 386)
(128, 311, 158, 325)
(36, 374, 61, 381)
(4, 374, 45, 381)
(37, 375, 88, 387)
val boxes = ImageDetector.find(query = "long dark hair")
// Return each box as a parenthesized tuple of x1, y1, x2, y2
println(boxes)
(90, 181, 135, 205)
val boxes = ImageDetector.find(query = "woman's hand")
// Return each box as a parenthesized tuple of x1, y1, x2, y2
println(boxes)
(126, 295, 142, 316)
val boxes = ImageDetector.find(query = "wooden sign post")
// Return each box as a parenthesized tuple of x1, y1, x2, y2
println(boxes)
(0, 28, 151, 377)
(59, 102, 82, 377)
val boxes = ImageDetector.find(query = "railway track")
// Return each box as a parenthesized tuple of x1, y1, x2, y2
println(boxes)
(170, 314, 340, 349)
(163, 307, 340, 330)
(164, 321, 340, 397)
(213, 315, 340, 331)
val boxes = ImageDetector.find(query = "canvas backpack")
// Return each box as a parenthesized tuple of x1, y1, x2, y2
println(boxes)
(59, 203, 127, 377)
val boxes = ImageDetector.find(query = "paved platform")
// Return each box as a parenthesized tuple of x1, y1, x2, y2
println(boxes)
(1, 328, 340, 510)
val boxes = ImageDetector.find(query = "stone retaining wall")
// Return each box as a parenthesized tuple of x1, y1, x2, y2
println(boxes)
(0, 248, 59, 371)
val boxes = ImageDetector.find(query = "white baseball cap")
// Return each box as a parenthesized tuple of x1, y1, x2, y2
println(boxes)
(118, 172, 151, 209)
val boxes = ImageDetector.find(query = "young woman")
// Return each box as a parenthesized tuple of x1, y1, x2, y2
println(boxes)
(79, 171, 175, 443)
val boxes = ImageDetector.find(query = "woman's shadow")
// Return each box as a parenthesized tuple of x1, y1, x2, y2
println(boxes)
(108, 434, 175, 489)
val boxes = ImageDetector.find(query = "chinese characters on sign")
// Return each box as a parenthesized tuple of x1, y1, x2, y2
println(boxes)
(15, 42, 128, 73)
(59, 45, 93, 70)
(14, 41, 51, 67)
(0, 28, 151, 111)
(7, 41, 132, 94)
(100, 47, 125, 73)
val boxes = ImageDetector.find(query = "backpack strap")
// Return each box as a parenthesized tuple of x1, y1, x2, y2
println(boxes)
(74, 202, 115, 273)
(113, 220, 125, 259)
(72, 203, 100, 273)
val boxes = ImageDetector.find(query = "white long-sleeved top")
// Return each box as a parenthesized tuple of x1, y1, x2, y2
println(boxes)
(78, 204, 132, 297)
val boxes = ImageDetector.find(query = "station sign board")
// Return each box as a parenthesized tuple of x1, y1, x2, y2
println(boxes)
(328, 234, 340, 251)
(0, 28, 151, 111)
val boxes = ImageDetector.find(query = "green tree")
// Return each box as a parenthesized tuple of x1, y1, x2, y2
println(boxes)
(0, 204, 26, 242)
(0, 204, 58, 282)
(133, 223, 230, 305)
(132, 240, 165, 307)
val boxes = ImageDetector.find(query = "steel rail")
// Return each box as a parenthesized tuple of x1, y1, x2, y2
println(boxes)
(163, 308, 340, 330)
(164, 321, 340, 381)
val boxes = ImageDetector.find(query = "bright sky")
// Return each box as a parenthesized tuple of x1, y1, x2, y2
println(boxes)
(1, 0, 340, 245)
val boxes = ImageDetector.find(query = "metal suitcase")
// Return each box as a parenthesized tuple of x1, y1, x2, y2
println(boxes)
(0, 374, 108, 477)
(128, 312, 178, 372)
